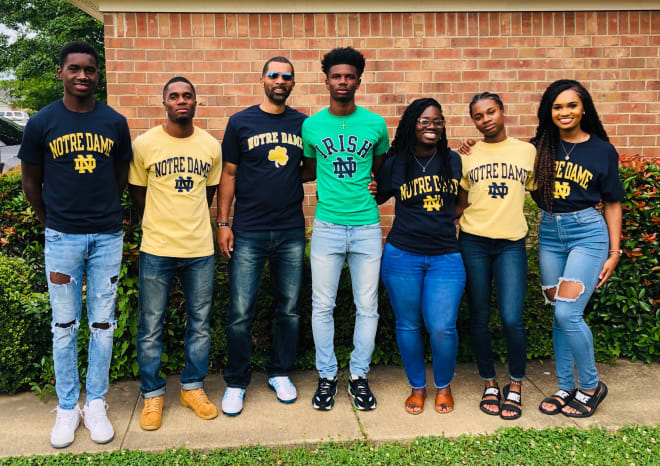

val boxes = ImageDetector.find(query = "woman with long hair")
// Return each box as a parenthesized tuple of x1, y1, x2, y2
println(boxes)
(377, 98, 465, 415)
(457, 92, 536, 420)
(532, 79, 624, 417)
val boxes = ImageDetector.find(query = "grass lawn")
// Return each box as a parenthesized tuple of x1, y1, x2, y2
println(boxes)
(2, 425, 658, 465)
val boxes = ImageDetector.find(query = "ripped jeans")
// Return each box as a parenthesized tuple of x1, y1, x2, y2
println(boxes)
(44, 228, 123, 410)
(538, 208, 608, 392)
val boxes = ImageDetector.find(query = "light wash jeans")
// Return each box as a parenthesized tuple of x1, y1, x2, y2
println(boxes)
(539, 207, 609, 392)
(381, 243, 465, 389)
(310, 219, 382, 379)
(44, 228, 123, 410)
(137, 252, 214, 398)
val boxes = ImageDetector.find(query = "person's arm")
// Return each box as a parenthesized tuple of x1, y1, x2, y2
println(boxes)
(457, 139, 477, 155)
(114, 159, 130, 198)
(217, 161, 237, 258)
(597, 200, 622, 288)
(206, 185, 218, 208)
(301, 157, 316, 183)
(129, 185, 147, 218)
(455, 187, 469, 218)
(21, 161, 46, 226)
(372, 154, 384, 178)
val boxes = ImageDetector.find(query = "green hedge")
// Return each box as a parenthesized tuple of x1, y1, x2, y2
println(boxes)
(1, 161, 658, 394)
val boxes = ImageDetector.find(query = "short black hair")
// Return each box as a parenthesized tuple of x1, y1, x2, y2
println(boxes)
(162, 76, 196, 99)
(321, 47, 366, 77)
(262, 56, 295, 78)
(59, 41, 100, 68)
(469, 92, 504, 117)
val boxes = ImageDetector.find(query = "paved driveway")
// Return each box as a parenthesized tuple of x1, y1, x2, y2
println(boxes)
(0, 145, 20, 172)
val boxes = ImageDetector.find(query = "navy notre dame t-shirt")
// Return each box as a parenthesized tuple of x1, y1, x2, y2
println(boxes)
(222, 105, 307, 231)
(18, 100, 133, 234)
(532, 135, 625, 213)
(378, 150, 462, 255)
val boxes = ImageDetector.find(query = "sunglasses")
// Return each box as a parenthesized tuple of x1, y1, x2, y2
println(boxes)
(417, 118, 445, 128)
(266, 71, 293, 81)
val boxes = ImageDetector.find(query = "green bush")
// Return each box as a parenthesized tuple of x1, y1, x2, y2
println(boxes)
(0, 161, 658, 394)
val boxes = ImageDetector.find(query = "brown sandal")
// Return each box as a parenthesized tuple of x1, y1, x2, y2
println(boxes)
(435, 386, 454, 414)
(405, 388, 426, 415)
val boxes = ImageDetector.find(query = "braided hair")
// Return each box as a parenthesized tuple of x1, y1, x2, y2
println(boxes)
(530, 79, 609, 213)
(385, 98, 452, 186)
(468, 91, 504, 117)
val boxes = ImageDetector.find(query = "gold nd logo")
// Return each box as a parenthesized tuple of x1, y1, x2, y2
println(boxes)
(268, 146, 289, 167)
(74, 154, 96, 174)
(554, 181, 571, 199)
(422, 195, 443, 211)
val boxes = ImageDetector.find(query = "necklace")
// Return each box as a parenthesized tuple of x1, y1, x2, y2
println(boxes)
(413, 152, 436, 173)
(560, 140, 578, 161)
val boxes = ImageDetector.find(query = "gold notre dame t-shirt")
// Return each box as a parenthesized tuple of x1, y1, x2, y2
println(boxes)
(129, 125, 222, 258)
(459, 137, 536, 241)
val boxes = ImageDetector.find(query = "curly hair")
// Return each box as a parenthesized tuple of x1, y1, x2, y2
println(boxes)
(321, 47, 366, 77)
(530, 79, 608, 213)
(385, 98, 451, 186)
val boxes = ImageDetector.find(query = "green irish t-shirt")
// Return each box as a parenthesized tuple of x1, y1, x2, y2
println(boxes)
(302, 106, 390, 225)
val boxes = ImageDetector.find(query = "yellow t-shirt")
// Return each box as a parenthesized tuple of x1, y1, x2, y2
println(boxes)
(459, 137, 536, 241)
(129, 125, 222, 257)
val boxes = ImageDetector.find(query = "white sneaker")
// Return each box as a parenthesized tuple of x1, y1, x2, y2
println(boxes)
(50, 405, 81, 448)
(83, 399, 115, 444)
(268, 376, 297, 403)
(221, 387, 245, 416)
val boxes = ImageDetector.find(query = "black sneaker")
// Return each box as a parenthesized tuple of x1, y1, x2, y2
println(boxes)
(312, 377, 337, 410)
(348, 376, 377, 410)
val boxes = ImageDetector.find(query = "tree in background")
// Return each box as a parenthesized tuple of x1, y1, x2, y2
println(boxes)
(0, 0, 105, 111)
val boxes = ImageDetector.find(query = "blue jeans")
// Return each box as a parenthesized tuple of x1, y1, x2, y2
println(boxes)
(458, 232, 527, 381)
(224, 228, 305, 388)
(381, 244, 465, 389)
(137, 252, 214, 398)
(310, 219, 382, 378)
(539, 207, 609, 392)
(44, 228, 123, 410)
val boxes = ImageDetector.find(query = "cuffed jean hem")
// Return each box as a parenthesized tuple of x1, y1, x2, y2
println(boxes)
(435, 382, 452, 389)
(181, 381, 204, 391)
(142, 386, 167, 399)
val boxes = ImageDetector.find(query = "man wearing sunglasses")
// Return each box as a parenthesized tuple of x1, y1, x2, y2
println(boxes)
(218, 57, 313, 416)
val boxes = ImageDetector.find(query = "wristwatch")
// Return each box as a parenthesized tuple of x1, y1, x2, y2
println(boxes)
(218, 222, 230, 227)
(608, 249, 623, 256)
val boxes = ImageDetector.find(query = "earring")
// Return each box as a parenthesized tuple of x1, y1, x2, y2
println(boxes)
(582, 111, 586, 115)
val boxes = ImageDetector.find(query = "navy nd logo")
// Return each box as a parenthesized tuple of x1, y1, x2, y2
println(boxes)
(422, 195, 443, 211)
(268, 146, 289, 167)
(333, 156, 357, 179)
(175, 176, 194, 192)
(488, 182, 509, 199)
(554, 181, 571, 199)
(74, 154, 96, 173)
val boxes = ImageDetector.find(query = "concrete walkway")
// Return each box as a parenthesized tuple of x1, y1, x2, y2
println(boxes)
(1, 360, 659, 458)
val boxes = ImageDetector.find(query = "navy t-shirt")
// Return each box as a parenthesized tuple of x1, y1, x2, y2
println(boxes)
(222, 105, 307, 231)
(532, 135, 625, 213)
(378, 150, 462, 255)
(18, 100, 133, 234)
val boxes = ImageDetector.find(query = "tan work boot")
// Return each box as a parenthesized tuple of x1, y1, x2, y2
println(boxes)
(140, 395, 164, 431)
(180, 388, 218, 420)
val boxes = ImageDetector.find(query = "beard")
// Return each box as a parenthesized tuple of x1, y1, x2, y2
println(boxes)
(266, 86, 291, 104)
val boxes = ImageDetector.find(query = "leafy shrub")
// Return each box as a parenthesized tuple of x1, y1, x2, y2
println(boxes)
(0, 160, 657, 394)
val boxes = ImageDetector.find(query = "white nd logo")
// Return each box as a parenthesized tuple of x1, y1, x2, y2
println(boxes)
(74, 154, 96, 174)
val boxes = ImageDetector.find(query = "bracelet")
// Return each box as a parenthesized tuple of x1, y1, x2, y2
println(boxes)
(218, 222, 230, 227)
(608, 249, 622, 256)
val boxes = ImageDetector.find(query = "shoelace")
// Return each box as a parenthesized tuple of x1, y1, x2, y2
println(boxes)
(188, 389, 211, 404)
(52, 407, 80, 426)
(353, 379, 370, 398)
(86, 402, 109, 421)
(317, 379, 334, 396)
(223, 388, 244, 400)
(144, 397, 163, 414)
(270, 377, 291, 390)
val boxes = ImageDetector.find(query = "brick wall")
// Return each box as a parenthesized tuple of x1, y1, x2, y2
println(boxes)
(104, 11, 660, 233)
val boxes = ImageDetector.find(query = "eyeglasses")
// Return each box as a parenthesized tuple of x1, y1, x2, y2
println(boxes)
(417, 118, 445, 128)
(266, 71, 293, 81)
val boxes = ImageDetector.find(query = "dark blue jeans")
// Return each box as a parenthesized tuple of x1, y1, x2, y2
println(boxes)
(137, 252, 214, 398)
(224, 228, 305, 389)
(458, 232, 527, 381)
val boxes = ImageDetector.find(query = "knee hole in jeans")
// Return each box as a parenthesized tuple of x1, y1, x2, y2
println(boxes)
(50, 271, 71, 285)
(542, 286, 557, 304)
(556, 279, 585, 302)
(110, 275, 118, 284)
(54, 320, 77, 328)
